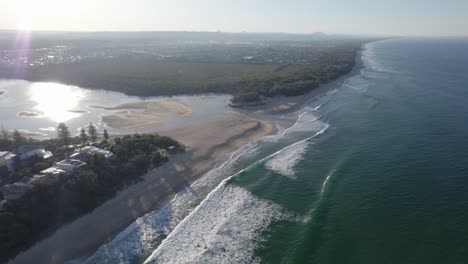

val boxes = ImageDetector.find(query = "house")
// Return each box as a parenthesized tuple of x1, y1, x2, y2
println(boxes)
(0, 151, 16, 171)
(71, 146, 114, 159)
(17, 145, 53, 160)
(55, 159, 86, 172)
(40, 166, 66, 176)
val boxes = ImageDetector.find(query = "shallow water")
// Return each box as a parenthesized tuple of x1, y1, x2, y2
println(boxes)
(73, 37, 468, 264)
(0, 81, 233, 138)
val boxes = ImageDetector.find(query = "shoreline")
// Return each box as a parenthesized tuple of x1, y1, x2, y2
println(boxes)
(10, 116, 273, 264)
(8, 45, 367, 264)
(235, 46, 365, 116)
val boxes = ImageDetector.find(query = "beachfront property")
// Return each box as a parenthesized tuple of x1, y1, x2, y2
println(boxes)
(71, 146, 114, 159)
(55, 159, 87, 172)
(17, 145, 53, 160)
(40, 166, 66, 176)
(0, 151, 16, 172)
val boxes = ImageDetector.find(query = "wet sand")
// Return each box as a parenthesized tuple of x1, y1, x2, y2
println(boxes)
(11, 115, 273, 264)
(10, 48, 365, 264)
(99, 99, 192, 129)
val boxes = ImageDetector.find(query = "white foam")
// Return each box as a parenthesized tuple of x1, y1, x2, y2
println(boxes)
(71, 100, 332, 264)
(265, 140, 309, 178)
(282, 110, 327, 136)
(143, 185, 291, 264)
(73, 137, 261, 264)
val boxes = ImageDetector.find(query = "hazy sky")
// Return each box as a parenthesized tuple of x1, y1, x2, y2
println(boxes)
(1, 0, 468, 36)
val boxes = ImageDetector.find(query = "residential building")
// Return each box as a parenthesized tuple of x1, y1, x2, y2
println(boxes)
(55, 159, 86, 172)
(17, 145, 53, 160)
(0, 151, 16, 171)
(71, 146, 114, 159)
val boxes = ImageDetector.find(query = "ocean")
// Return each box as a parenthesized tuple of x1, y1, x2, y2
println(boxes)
(74, 38, 468, 264)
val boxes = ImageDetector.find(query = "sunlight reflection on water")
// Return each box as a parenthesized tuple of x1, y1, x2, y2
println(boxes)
(29, 82, 86, 122)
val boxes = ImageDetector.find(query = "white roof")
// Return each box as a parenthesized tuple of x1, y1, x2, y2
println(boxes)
(42, 150, 53, 159)
(0, 151, 15, 164)
(57, 159, 86, 167)
(81, 146, 113, 158)
(40, 166, 66, 175)
(0, 151, 15, 159)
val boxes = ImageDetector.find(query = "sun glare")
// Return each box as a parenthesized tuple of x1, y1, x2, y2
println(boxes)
(29, 83, 86, 123)
(8, 0, 72, 31)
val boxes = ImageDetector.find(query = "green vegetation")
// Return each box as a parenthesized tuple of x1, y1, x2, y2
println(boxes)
(88, 123, 97, 143)
(0, 131, 182, 263)
(79, 127, 88, 144)
(0, 43, 360, 104)
(231, 46, 357, 103)
(57, 122, 71, 146)
(103, 129, 109, 141)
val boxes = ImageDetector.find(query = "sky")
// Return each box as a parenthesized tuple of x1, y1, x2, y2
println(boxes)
(1, 0, 468, 36)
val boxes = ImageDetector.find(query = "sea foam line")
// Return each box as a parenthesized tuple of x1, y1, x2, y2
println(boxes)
(143, 184, 292, 264)
(143, 124, 330, 263)
(75, 104, 330, 264)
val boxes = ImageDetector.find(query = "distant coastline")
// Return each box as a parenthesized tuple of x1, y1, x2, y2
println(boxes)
(234, 43, 366, 115)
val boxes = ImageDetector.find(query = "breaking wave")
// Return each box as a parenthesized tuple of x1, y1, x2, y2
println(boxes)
(72, 141, 261, 264)
(70, 93, 332, 264)
(143, 184, 292, 264)
(265, 140, 309, 178)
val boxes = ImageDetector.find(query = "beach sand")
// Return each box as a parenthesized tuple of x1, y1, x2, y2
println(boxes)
(10, 47, 365, 264)
(242, 49, 364, 116)
(11, 115, 273, 264)
(99, 99, 192, 129)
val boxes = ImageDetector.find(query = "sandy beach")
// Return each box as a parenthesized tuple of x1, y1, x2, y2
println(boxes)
(82, 98, 198, 131)
(11, 115, 272, 264)
(10, 48, 365, 264)
(243, 49, 364, 116)
(98, 99, 193, 129)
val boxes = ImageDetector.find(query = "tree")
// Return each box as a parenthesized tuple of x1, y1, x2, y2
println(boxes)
(1, 125, 8, 140)
(57, 123, 71, 146)
(79, 128, 88, 145)
(12, 129, 26, 148)
(12, 154, 22, 171)
(88, 123, 97, 143)
(103, 129, 109, 141)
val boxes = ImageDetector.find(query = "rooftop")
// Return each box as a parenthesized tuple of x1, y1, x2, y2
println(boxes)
(57, 159, 87, 167)
(40, 166, 66, 175)
(17, 145, 44, 155)
(0, 151, 15, 162)
(81, 146, 114, 158)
